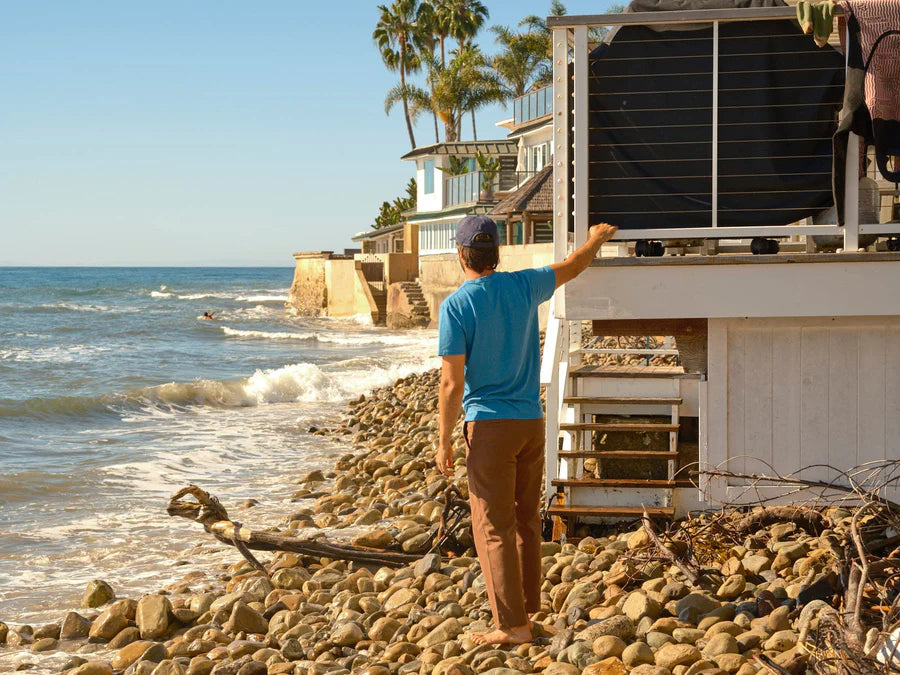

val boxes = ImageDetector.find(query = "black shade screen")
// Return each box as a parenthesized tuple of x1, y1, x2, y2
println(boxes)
(588, 19, 845, 229)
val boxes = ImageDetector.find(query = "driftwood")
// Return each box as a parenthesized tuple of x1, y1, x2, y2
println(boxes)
(641, 506, 701, 586)
(694, 462, 900, 674)
(167, 485, 422, 569)
(732, 505, 833, 537)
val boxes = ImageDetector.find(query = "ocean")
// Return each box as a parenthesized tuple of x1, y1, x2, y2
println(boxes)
(0, 267, 437, 656)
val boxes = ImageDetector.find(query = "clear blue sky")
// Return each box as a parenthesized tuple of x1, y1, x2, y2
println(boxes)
(1, 0, 618, 266)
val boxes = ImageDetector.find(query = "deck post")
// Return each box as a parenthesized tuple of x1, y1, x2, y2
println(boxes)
(573, 26, 589, 249)
(552, 26, 570, 317)
(843, 132, 860, 251)
(712, 21, 719, 229)
(543, 298, 563, 500)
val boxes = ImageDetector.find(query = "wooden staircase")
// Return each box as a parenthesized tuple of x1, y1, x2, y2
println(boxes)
(540, 307, 690, 535)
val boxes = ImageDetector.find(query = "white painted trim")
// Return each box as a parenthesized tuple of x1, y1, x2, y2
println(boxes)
(706, 320, 729, 505)
(860, 223, 900, 234)
(609, 225, 843, 240)
(552, 26, 570, 317)
(540, 296, 560, 386)
(712, 21, 719, 229)
(844, 132, 860, 250)
(564, 259, 900, 320)
(574, 26, 589, 249)
(698, 378, 709, 501)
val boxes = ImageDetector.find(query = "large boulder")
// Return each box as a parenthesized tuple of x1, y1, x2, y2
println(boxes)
(89, 605, 130, 641)
(136, 595, 172, 640)
(225, 602, 268, 635)
(60, 612, 92, 640)
(82, 580, 115, 608)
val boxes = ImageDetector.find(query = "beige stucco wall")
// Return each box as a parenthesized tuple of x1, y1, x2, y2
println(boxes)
(287, 252, 330, 315)
(404, 223, 419, 255)
(287, 252, 372, 319)
(419, 243, 555, 328)
(323, 258, 372, 318)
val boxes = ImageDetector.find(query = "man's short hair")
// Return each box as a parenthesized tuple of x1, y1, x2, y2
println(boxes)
(459, 233, 499, 273)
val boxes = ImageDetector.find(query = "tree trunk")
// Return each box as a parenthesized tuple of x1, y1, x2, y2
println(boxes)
(399, 43, 417, 151)
(433, 111, 440, 143)
(471, 109, 477, 141)
(440, 35, 446, 68)
(444, 121, 456, 143)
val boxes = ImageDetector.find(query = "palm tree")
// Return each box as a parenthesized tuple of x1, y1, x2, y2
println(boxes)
(453, 44, 503, 141)
(374, 0, 424, 150)
(425, 0, 452, 67)
(443, 0, 489, 138)
(521, 1, 624, 55)
(412, 4, 442, 143)
(445, 0, 488, 47)
(520, 0, 568, 50)
(491, 25, 550, 101)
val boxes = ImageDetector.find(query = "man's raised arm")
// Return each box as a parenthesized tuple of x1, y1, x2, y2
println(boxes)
(550, 223, 618, 288)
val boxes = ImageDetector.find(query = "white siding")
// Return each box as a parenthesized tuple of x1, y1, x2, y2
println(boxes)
(708, 317, 900, 503)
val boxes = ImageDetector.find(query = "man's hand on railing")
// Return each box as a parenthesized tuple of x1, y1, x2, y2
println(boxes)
(589, 223, 618, 244)
(551, 223, 619, 288)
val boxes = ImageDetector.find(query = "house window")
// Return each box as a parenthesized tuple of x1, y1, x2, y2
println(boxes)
(394, 238, 404, 253)
(424, 160, 434, 194)
(531, 144, 546, 172)
(496, 221, 507, 245)
(419, 220, 459, 253)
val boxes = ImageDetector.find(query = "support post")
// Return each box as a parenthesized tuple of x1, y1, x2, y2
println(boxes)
(712, 21, 719, 229)
(552, 26, 571, 316)
(573, 26, 589, 249)
(843, 132, 860, 251)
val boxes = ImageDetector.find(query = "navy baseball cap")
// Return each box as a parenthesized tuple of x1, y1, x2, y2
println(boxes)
(455, 215, 499, 248)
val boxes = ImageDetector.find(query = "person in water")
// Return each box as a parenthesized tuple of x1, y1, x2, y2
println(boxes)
(437, 215, 617, 645)
(200, 311, 215, 320)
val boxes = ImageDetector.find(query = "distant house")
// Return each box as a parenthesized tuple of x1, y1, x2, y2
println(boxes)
(286, 88, 564, 325)
(401, 140, 521, 255)
(351, 221, 418, 256)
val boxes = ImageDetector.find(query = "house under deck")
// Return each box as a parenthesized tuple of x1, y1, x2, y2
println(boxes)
(540, 5, 900, 530)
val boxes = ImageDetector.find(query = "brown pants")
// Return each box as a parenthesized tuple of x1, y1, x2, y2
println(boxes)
(463, 418, 544, 629)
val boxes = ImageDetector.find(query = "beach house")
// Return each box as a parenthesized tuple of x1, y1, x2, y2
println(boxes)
(540, 2, 900, 532)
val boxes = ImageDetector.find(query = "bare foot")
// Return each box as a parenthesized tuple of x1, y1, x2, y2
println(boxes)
(470, 623, 532, 645)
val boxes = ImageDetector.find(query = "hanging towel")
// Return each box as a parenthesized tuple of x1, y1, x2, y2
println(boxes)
(834, 0, 900, 222)
(797, 0, 836, 46)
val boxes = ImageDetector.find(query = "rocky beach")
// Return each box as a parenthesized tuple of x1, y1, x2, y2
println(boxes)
(3, 363, 897, 675)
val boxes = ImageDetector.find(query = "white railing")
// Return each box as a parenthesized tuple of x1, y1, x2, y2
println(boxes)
(549, 7, 872, 254)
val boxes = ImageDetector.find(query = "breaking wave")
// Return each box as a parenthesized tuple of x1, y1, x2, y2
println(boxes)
(220, 326, 430, 346)
(221, 327, 315, 341)
(233, 294, 288, 303)
(0, 357, 437, 422)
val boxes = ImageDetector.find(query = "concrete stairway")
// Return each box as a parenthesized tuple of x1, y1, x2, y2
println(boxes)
(398, 281, 431, 323)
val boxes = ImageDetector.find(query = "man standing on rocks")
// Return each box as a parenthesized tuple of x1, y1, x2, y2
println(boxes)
(437, 215, 617, 645)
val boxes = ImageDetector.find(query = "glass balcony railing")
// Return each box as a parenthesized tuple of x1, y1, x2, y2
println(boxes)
(444, 170, 538, 207)
(445, 172, 481, 207)
(513, 85, 552, 126)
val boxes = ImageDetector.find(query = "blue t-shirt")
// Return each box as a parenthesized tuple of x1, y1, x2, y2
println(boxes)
(438, 266, 557, 421)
